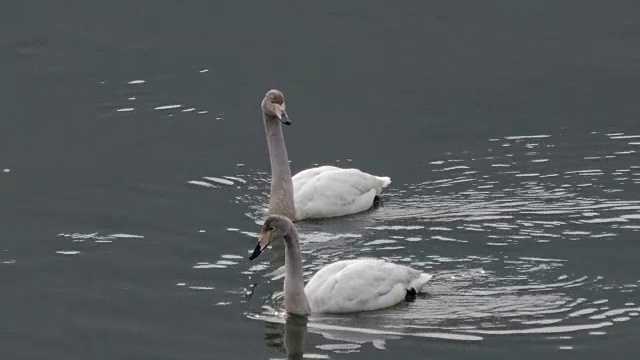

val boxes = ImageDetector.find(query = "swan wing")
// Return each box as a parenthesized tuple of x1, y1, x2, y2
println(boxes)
(292, 167, 391, 219)
(305, 258, 432, 314)
(291, 165, 343, 190)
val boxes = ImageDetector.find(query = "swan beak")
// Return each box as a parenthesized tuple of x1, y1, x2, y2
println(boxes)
(248, 243, 262, 260)
(280, 111, 291, 126)
(276, 105, 291, 125)
(249, 233, 270, 260)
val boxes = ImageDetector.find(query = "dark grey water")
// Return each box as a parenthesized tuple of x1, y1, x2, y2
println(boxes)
(1, 1, 639, 359)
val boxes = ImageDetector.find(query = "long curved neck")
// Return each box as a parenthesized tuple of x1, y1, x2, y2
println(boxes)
(283, 228, 311, 315)
(264, 114, 296, 219)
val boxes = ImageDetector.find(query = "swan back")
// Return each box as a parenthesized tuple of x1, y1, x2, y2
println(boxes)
(292, 167, 391, 220)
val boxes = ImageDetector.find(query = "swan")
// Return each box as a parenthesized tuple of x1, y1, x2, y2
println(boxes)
(261, 89, 391, 220)
(248, 215, 433, 315)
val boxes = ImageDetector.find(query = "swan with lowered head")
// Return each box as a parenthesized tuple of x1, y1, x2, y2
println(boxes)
(261, 89, 391, 221)
(249, 215, 433, 315)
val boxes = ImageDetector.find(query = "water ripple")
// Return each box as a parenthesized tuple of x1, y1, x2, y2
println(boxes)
(188, 131, 638, 354)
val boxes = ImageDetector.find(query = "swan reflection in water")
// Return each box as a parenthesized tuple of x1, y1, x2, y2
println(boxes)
(263, 314, 308, 360)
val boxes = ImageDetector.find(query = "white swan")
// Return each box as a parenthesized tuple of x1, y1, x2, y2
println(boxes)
(249, 215, 433, 315)
(261, 89, 391, 220)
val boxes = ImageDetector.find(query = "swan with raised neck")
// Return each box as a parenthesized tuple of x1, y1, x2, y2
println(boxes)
(259, 89, 392, 221)
(249, 215, 433, 315)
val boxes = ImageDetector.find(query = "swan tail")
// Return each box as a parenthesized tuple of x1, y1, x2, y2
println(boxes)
(412, 272, 433, 293)
(377, 176, 392, 188)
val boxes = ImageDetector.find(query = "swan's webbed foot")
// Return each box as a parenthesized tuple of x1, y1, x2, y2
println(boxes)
(372, 195, 382, 209)
(405, 288, 417, 302)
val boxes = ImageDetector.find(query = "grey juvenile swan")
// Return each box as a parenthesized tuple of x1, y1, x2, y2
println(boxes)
(249, 215, 433, 315)
(261, 89, 391, 220)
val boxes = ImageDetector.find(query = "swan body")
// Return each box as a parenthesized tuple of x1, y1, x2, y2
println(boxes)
(292, 166, 391, 220)
(304, 258, 432, 313)
(249, 215, 433, 315)
(260, 89, 391, 221)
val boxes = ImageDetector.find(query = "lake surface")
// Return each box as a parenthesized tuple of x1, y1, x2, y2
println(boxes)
(1, 1, 639, 359)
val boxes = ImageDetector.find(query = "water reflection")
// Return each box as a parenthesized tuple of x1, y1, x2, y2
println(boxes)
(104, 74, 214, 116)
(262, 314, 309, 360)
(250, 309, 482, 357)
(285, 315, 308, 360)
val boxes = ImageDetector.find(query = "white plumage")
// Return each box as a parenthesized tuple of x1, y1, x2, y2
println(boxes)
(292, 166, 391, 220)
(305, 258, 433, 313)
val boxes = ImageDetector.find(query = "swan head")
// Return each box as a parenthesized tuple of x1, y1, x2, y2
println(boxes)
(261, 89, 291, 125)
(249, 215, 294, 260)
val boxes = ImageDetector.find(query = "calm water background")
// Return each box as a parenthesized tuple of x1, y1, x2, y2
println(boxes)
(1, 1, 640, 359)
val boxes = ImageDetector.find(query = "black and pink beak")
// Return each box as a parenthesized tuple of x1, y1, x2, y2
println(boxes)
(248, 233, 270, 260)
(275, 104, 291, 126)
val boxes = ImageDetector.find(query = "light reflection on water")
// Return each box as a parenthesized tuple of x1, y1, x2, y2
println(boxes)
(180, 131, 640, 355)
(103, 75, 219, 117)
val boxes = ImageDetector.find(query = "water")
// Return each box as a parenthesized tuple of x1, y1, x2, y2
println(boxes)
(1, 1, 639, 359)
